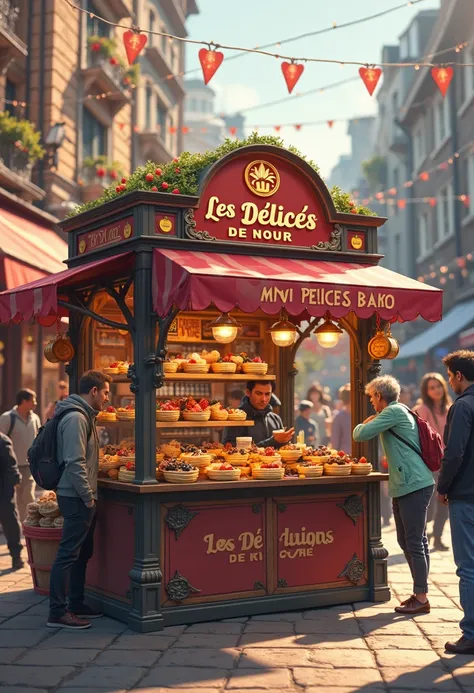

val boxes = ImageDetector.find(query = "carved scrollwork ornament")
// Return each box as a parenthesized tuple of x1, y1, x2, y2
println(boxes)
(312, 224, 342, 251)
(165, 570, 201, 602)
(165, 505, 199, 539)
(254, 581, 265, 590)
(252, 504, 262, 514)
(339, 554, 365, 584)
(128, 363, 139, 394)
(184, 208, 216, 241)
(337, 494, 364, 525)
(277, 578, 288, 588)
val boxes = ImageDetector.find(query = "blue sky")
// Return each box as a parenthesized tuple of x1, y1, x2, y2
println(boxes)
(186, 0, 440, 179)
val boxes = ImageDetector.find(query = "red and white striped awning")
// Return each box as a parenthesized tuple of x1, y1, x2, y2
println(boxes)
(0, 253, 133, 325)
(153, 249, 442, 323)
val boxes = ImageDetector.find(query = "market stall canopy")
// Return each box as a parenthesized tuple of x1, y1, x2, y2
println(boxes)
(398, 298, 474, 360)
(0, 208, 67, 286)
(153, 249, 442, 323)
(0, 253, 133, 325)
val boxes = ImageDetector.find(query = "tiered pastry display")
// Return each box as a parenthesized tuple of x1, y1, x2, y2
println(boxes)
(97, 406, 117, 423)
(23, 492, 64, 529)
(162, 350, 269, 377)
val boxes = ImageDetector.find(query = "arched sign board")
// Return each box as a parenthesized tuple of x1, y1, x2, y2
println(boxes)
(191, 145, 384, 253)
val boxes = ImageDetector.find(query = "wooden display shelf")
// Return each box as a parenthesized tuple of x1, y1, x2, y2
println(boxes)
(99, 420, 254, 428)
(112, 373, 275, 383)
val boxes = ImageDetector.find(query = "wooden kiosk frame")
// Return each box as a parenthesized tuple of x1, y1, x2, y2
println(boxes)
(0, 144, 442, 632)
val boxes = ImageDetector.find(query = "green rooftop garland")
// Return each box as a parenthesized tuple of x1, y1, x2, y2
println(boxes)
(70, 133, 375, 217)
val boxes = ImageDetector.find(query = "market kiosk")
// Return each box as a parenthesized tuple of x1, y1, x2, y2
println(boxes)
(0, 142, 442, 632)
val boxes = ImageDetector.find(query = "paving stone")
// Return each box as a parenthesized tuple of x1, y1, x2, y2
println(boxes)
(239, 646, 312, 667)
(426, 635, 462, 652)
(86, 617, 128, 633)
(243, 621, 294, 633)
(295, 619, 362, 635)
(0, 647, 26, 663)
(66, 666, 146, 688)
(295, 633, 370, 649)
(120, 626, 184, 637)
(0, 603, 29, 617)
(380, 666, 459, 690)
(249, 611, 302, 622)
(443, 655, 474, 671)
(305, 688, 385, 693)
(158, 647, 239, 668)
(18, 648, 100, 666)
(185, 622, 244, 634)
(293, 666, 383, 688)
(135, 690, 218, 693)
(451, 666, 474, 688)
(0, 614, 51, 629)
(109, 634, 176, 650)
(239, 634, 300, 648)
(0, 630, 49, 647)
(413, 610, 462, 624)
(0, 665, 75, 687)
(226, 668, 292, 689)
(94, 649, 161, 667)
(358, 619, 423, 636)
(303, 609, 356, 620)
(433, 574, 461, 585)
(173, 633, 240, 649)
(375, 649, 444, 667)
(221, 617, 249, 623)
(0, 688, 48, 693)
(38, 632, 118, 649)
(138, 666, 229, 688)
(365, 635, 433, 650)
(417, 622, 464, 635)
(58, 689, 125, 693)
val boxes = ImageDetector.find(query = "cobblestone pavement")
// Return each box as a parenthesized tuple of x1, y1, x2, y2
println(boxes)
(0, 519, 471, 693)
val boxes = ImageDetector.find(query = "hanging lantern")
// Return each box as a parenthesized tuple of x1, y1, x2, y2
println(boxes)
(199, 48, 224, 85)
(359, 66, 382, 96)
(209, 312, 240, 344)
(123, 30, 148, 65)
(268, 313, 297, 348)
(314, 313, 343, 349)
(432, 66, 454, 98)
(368, 315, 399, 360)
(281, 61, 304, 94)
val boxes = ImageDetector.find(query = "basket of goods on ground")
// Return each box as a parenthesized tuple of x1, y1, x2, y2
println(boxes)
(22, 492, 63, 595)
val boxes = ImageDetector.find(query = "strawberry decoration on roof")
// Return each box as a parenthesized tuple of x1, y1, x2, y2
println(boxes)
(359, 66, 382, 96)
(199, 48, 224, 85)
(123, 29, 148, 65)
(281, 61, 304, 94)
(432, 66, 454, 98)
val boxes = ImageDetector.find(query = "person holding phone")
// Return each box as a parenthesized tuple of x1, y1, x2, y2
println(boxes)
(223, 380, 294, 448)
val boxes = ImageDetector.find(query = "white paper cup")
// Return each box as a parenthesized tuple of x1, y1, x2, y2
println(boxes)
(236, 437, 253, 449)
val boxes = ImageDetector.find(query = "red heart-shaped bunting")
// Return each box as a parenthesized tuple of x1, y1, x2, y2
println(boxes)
(123, 30, 147, 65)
(199, 48, 224, 85)
(432, 67, 454, 98)
(281, 62, 304, 94)
(359, 67, 382, 96)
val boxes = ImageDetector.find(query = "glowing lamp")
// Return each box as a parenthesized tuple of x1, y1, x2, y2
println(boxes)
(314, 315, 343, 349)
(268, 318, 297, 347)
(210, 312, 240, 344)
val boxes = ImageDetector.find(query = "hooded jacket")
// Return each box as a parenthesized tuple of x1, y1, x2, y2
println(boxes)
(0, 432, 20, 497)
(55, 395, 99, 504)
(438, 384, 474, 500)
(223, 396, 284, 448)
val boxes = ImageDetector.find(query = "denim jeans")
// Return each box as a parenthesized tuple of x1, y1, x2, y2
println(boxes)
(427, 472, 449, 540)
(392, 485, 434, 594)
(49, 496, 96, 619)
(449, 499, 474, 640)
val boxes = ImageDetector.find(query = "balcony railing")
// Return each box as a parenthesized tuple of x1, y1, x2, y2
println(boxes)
(0, 0, 19, 34)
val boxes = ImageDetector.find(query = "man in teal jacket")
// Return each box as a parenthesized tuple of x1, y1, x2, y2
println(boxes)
(353, 375, 434, 615)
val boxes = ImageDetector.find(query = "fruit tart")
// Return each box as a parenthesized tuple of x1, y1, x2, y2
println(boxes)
(211, 354, 237, 374)
(97, 406, 117, 423)
(161, 439, 181, 458)
(226, 407, 247, 421)
(258, 446, 282, 464)
(183, 353, 209, 374)
(241, 355, 268, 375)
(252, 459, 285, 480)
(163, 358, 179, 374)
(156, 400, 181, 422)
(179, 446, 213, 469)
(161, 458, 199, 484)
(303, 444, 332, 465)
(103, 361, 120, 375)
(182, 397, 211, 421)
(201, 349, 220, 364)
(206, 461, 241, 481)
(118, 460, 135, 483)
(117, 361, 130, 374)
(210, 402, 229, 421)
(223, 443, 249, 465)
(324, 454, 352, 476)
(279, 443, 303, 463)
(351, 456, 373, 475)
(116, 404, 135, 421)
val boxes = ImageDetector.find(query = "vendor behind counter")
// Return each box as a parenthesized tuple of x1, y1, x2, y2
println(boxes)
(223, 380, 294, 448)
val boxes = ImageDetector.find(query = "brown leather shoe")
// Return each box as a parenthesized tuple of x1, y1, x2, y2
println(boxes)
(445, 636, 474, 654)
(46, 611, 91, 630)
(400, 594, 415, 606)
(394, 596, 430, 614)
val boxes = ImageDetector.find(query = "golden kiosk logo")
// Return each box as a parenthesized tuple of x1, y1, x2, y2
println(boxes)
(244, 160, 280, 197)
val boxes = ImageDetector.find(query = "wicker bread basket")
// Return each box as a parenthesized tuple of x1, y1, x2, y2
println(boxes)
(182, 409, 211, 422)
(211, 362, 237, 374)
(156, 409, 180, 422)
(324, 463, 352, 476)
(163, 469, 199, 484)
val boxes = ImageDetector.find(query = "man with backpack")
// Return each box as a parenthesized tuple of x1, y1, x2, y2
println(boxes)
(353, 375, 435, 615)
(0, 389, 40, 523)
(438, 351, 474, 655)
(46, 370, 111, 630)
(0, 431, 23, 570)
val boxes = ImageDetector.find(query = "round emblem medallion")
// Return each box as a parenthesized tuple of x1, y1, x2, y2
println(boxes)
(124, 222, 132, 239)
(244, 160, 280, 197)
(368, 333, 400, 360)
(159, 217, 173, 233)
(351, 235, 363, 250)
(78, 239, 86, 254)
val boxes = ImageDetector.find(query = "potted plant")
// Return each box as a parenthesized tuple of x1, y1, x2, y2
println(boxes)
(0, 112, 45, 175)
